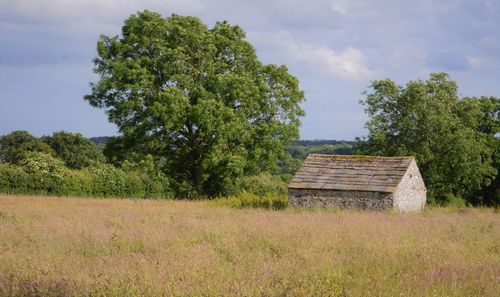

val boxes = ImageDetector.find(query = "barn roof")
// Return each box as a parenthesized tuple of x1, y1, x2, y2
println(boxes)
(288, 154, 414, 193)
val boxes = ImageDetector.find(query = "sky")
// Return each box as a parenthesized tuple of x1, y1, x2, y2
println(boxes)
(1, 0, 499, 140)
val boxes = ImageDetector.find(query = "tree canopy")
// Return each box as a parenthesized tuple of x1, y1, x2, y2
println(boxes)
(85, 11, 305, 197)
(41, 131, 104, 169)
(357, 73, 499, 204)
(0, 130, 54, 164)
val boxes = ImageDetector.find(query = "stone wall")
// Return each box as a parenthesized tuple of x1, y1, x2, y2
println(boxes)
(288, 188, 393, 210)
(392, 160, 427, 212)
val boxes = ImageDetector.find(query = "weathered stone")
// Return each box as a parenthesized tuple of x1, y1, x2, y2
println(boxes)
(288, 154, 427, 212)
(288, 188, 393, 210)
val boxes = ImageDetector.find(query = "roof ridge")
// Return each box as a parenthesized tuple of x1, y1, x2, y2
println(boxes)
(308, 154, 414, 160)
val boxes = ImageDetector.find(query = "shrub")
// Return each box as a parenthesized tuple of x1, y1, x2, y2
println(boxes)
(212, 192, 288, 210)
(142, 172, 172, 199)
(123, 171, 146, 198)
(0, 163, 33, 194)
(239, 173, 288, 196)
(87, 163, 127, 197)
(442, 193, 467, 208)
(20, 152, 67, 195)
(0, 160, 172, 199)
(60, 169, 94, 197)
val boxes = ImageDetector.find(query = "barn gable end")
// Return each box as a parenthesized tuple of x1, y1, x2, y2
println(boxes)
(288, 154, 427, 212)
(392, 159, 427, 212)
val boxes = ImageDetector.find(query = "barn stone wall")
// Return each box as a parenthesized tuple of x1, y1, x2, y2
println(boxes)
(288, 188, 393, 210)
(392, 160, 427, 212)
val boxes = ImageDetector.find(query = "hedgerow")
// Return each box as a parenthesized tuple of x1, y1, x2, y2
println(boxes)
(0, 157, 172, 199)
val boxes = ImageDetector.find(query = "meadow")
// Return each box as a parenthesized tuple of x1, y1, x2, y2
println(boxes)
(0, 195, 498, 297)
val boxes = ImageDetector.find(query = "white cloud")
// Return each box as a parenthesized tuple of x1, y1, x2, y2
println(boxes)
(330, 0, 349, 15)
(250, 31, 380, 81)
(0, 0, 204, 24)
(467, 56, 485, 68)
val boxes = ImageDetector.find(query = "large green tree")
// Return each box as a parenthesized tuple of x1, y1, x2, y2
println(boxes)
(456, 96, 500, 205)
(358, 73, 499, 204)
(85, 11, 305, 197)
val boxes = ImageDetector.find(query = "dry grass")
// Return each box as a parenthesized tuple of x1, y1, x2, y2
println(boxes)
(0, 195, 499, 297)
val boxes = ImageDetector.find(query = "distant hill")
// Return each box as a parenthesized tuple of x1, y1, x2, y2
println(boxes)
(89, 136, 358, 158)
(89, 136, 113, 145)
(291, 140, 357, 146)
(90, 137, 357, 147)
(286, 140, 357, 159)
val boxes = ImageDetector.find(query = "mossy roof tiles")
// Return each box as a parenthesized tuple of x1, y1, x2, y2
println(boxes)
(288, 154, 414, 193)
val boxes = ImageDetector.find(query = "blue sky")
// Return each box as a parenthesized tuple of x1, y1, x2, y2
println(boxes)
(1, 0, 499, 140)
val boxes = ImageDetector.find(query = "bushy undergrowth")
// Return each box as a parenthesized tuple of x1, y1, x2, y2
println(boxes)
(239, 173, 288, 196)
(0, 157, 171, 199)
(211, 192, 288, 210)
(0, 154, 289, 202)
(440, 193, 467, 208)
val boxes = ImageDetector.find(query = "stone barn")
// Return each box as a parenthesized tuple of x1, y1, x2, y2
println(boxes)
(288, 154, 426, 212)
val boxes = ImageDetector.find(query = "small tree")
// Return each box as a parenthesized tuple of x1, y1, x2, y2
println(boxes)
(0, 130, 54, 164)
(85, 11, 305, 197)
(42, 131, 104, 169)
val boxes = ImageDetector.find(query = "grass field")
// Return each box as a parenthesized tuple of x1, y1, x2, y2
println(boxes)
(0, 195, 499, 296)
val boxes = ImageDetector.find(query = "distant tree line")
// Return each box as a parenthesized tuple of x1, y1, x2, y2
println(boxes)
(291, 140, 357, 146)
(88, 136, 112, 145)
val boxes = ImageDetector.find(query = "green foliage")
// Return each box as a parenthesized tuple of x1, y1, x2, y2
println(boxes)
(286, 141, 355, 160)
(456, 97, 500, 206)
(358, 73, 499, 204)
(102, 136, 142, 166)
(0, 160, 171, 199)
(275, 141, 354, 178)
(138, 171, 172, 199)
(0, 132, 171, 198)
(41, 131, 104, 169)
(441, 193, 467, 208)
(60, 169, 94, 197)
(0, 130, 54, 164)
(21, 152, 67, 194)
(120, 155, 173, 198)
(481, 161, 500, 206)
(86, 163, 126, 197)
(0, 163, 33, 195)
(274, 152, 303, 177)
(211, 192, 288, 210)
(84, 163, 171, 198)
(85, 11, 305, 197)
(239, 172, 288, 196)
(89, 136, 112, 145)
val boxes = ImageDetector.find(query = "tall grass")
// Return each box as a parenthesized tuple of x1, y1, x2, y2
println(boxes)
(211, 192, 288, 210)
(0, 195, 499, 296)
